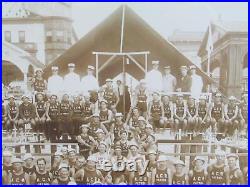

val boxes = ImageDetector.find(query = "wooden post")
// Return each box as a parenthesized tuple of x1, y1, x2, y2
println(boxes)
(145, 53, 148, 74)
(123, 56, 126, 115)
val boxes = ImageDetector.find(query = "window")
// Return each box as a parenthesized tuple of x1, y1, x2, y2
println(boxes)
(4, 31, 11, 42)
(56, 30, 64, 42)
(46, 31, 52, 42)
(18, 31, 25, 43)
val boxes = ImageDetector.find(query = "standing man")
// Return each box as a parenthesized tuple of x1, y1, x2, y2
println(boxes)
(32, 68, 47, 95)
(115, 80, 124, 113)
(162, 66, 177, 93)
(47, 66, 63, 97)
(180, 66, 192, 93)
(103, 79, 119, 111)
(145, 60, 163, 93)
(63, 63, 81, 95)
(81, 65, 99, 103)
(190, 66, 203, 99)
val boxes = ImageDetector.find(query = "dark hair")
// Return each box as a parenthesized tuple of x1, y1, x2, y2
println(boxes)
(37, 158, 46, 165)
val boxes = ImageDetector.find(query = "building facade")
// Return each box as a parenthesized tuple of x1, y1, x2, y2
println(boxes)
(2, 2, 78, 65)
(198, 20, 248, 98)
(2, 2, 78, 87)
(169, 30, 204, 66)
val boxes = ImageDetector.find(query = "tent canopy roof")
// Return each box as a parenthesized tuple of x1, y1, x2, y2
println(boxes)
(43, 5, 214, 85)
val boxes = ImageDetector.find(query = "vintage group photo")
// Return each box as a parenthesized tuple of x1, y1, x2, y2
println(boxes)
(2, 2, 248, 185)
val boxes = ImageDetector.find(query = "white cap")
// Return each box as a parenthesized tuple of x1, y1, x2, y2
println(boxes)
(68, 63, 75, 67)
(58, 163, 69, 170)
(145, 123, 153, 129)
(174, 159, 185, 166)
(80, 124, 89, 129)
(227, 153, 239, 160)
(99, 100, 108, 104)
(54, 151, 63, 157)
(96, 128, 104, 134)
(193, 156, 205, 165)
(200, 95, 206, 100)
(35, 68, 43, 73)
(139, 79, 146, 84)
(106, 78, 112, 82)
(215, 149, 226, 156)
(23, 153, 33, 161)
(92, 113, 100, 117)
(51, 66, 58, 70)
(115, 113, 123, 117)
(229, 96, 236, 100)
(87, 156, 96, 162)
(215, 93, 222, 97)
(68, 148, 76, 153)
(189, 65, 196, 70)
(147, 149, 157, 155)
(138, 116, 146, 121)
(88, 65, 95, 70)
(152, 60, 159, 65)
(11, 157, 24, 164)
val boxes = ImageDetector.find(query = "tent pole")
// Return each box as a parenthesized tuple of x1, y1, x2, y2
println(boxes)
(123, 56, 126, 115)
(145, 53, 148, 75)
(120, 5, 125, 53)
(95, 54, 99, 82)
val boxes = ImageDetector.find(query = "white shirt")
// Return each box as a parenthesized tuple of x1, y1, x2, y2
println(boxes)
(191, 74, 203, 99)
(47, 75, 63, 95)
(162, 74, 177, 93)
(145, 69, 163, 92)
(81, 75, 99, 94)
(63, 72, 81, 94)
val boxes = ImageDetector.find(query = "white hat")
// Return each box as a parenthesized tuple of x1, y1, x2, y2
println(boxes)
(215, 93, 222, 97)
(106, 78, 112, 82)
(3, 150, 12, 157)
(180, 66, 188, 70)
(11, 157, 24, 164)
(227, 153, 239, 160)
(189, 65, 196, 70)
(58, 163, 69, 170)
(8, 95, 15, 100)
(174, 159, 185, 166)
(68, 63, 75, 67)
(199, 95, 206, 100)
(152, 60, 159, 65)
(138, 116, 146, 121)
(229, 96, 236, 100)
(54, 151, 63, 157)
(35, 68, 43, 73)
(145, 123, 153, 129)
(92, 113, 100, 117)
(215, 149, 226, 156)
(68, 148, 76, 153)
(139, 79, 146, 84)
(21, 94, 29, 100)
(157, 155, 168, 162)
(88, 65, 95, 70)
(80, 124, 89, 129)
(147, 149, 157, 155)
(193, 156, 205, 165)
(51, 66, 58, 70)
(177, 93, 183, 97)
(96, 128, 104, 134)
(115, 113, 123, 117)
(23, 153, 33, 161)
(87, 156, 96, 162)
(99, 100, 108, 104)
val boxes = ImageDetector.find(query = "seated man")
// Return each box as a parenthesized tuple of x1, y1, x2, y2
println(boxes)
(18, 95, 36, 131)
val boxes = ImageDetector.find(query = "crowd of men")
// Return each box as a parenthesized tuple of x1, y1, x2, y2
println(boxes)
(2, 61, 248, 185)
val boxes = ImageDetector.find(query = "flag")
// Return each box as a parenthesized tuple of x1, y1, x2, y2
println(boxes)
(206, 22, 214, 55)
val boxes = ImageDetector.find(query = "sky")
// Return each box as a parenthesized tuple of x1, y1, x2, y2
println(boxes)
(72, 2, 248, 39)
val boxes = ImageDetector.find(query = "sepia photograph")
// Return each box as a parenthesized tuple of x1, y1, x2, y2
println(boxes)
(2, 2, 248, 185)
